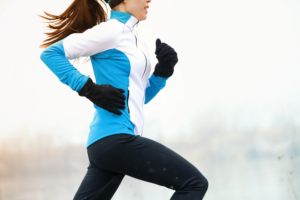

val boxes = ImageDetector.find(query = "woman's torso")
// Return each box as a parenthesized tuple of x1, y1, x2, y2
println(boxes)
(87, 11, 152, 148)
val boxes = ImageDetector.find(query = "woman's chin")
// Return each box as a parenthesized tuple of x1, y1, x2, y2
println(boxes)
(143, 14, 147, 21)
(138, 16, 147, 21)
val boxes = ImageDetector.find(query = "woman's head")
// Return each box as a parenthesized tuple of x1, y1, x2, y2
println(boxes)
(108, 0, 151, 21)
(39, 0, 151, 63)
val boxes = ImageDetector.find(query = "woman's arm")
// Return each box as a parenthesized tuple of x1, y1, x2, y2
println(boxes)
(144, 72, 169, 104)
(40, 40, 90, 92)
(40, 20, 123, 92)
(144, 39, 178, 104)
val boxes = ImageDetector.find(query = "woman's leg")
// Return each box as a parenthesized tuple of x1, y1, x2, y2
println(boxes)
(88, 133, 209, 200)
(73, 150, 125, 200)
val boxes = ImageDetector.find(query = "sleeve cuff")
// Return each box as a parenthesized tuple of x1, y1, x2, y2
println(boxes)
(149, 73, 169, 88)
(76, 75, 90, 92)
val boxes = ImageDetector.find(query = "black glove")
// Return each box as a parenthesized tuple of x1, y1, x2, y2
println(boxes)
(78, 78, 126, 115)
(153, 38, 178, 78)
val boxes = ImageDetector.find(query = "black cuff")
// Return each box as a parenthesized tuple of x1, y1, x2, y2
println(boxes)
(78, 78, 94, 97)
(153, 63, 173, 78)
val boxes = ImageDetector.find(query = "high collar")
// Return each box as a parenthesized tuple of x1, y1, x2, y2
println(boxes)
(108, 10, 139, 31)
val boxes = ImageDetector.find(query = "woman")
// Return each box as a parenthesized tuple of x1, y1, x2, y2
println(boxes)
(39, 0, 209, 199)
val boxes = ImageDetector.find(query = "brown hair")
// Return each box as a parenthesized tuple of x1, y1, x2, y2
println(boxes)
(38, 0, 138, 64)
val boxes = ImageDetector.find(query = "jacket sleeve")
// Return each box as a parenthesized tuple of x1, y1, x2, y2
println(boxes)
(144, 73, 169, 104)
(40, 21, 124, 92)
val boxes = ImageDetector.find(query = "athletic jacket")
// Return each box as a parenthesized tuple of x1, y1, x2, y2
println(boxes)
(40, 10, 169, 148)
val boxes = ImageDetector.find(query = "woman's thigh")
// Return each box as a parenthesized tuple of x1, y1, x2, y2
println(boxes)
(73, 151, 125, 200)
(88, 134, 207, 192)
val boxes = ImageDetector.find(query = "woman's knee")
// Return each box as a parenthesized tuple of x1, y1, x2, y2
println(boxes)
(178, 172, 208, 193)
(199, 175, 209, 193)
(192, 172, 208, 193)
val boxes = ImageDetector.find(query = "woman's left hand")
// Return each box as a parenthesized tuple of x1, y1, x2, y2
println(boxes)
(153, 38, 178, 78)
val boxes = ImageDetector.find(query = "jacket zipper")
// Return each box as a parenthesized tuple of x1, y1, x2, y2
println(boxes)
(133, 34, 147, 105)
(133, 33, 147, 136)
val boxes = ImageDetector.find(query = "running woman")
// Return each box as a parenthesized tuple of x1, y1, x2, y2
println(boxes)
(39, 0, 209, 199)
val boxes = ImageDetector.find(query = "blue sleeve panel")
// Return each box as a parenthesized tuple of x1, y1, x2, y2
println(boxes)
(40, 40, 90, 92)
(144, 73, 169, 104)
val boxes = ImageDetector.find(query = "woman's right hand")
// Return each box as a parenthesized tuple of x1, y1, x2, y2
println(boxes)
(78, 78, 126, 115)
(154, 38, 178, 78)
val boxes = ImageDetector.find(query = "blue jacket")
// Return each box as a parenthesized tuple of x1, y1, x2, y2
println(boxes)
(40, 10, 169, 148)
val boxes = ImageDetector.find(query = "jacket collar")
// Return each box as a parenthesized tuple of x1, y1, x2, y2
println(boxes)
(108, 10, 139, 31)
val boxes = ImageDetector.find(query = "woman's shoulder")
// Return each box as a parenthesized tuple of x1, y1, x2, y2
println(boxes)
(90, 19, 125, 37)
(61, 20, 125, 60)
(64, 20, 124, 47)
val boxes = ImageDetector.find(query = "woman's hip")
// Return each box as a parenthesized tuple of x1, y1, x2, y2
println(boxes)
(87, 134, 207, 191)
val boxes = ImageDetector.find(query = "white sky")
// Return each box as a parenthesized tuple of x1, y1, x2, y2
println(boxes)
(1, 0, 300, 146)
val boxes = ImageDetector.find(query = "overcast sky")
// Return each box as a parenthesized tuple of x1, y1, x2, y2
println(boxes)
(1, 0, 300, 147)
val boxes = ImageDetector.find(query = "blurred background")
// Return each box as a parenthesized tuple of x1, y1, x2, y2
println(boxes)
(0, 0, 299, 199)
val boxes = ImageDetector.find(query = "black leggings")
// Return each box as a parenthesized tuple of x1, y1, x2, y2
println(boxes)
(73, 134, 209, 200)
